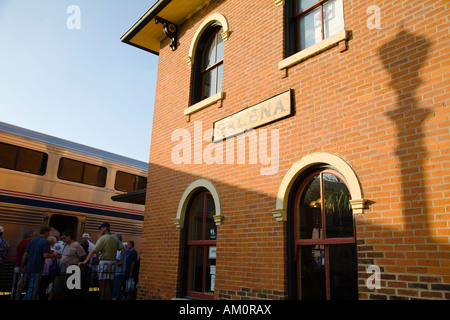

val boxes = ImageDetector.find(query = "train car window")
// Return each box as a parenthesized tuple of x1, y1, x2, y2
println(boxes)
(58, 157, 107, 187)
(115, 171, 147, 192)
(0, 142, 48, 175)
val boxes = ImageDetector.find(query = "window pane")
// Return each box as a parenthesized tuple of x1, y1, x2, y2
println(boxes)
(83, 163, 106, 187)
(216, 33, 224, 62)
(115, 171, 136, 192)
(202, 34, 217, 69)
(329, 244, 358, 299)
(298, 174, 322, 239)
(323, 0, 344, 38)
(0, 143, 17, 170)
(299, 245, 326, 300)
(299, 7, 322, 50)
(202, 70, 211, 99)
(115, 171, 147, 192)
(16, 148, 47, 175)
(58, 158, 83, 183)
(216, 64, 223, 93)
(323, 173, 353, 238)
(297, 0, 319, 12)
(137, 176, 147, 190)
(202, 68, 217, 99)
(210, 68, 217, 96)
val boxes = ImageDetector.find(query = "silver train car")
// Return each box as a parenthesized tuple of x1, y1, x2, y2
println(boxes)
(0, 121, 147, 292)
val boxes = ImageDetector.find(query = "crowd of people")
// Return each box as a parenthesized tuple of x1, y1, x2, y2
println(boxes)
(0, 222, 140, 300)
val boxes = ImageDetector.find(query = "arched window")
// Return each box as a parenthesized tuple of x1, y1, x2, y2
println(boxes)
(291, 167, 358, 299)
(183, 190, 217, 299)
(192, 25, 224, 104)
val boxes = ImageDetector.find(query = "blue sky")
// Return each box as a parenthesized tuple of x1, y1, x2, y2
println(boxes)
(0, 0, 158, 162)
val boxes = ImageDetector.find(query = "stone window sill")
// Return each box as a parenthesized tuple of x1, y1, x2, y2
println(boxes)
(278, 30, 350, 70)
(184, 91, 225, 116)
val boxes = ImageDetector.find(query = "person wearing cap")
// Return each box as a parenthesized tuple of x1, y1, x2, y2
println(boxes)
(81, 232, 96, 287)
(81, 233, 95, 252)
(79, 222, 124, 300)
(0, 226, 9, 275)
(81, 233, 95, 265)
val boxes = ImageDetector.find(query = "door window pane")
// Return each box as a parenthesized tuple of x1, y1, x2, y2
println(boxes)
(188, 246, 205, 293)
(206, 246, 216, 294)
(298, 174, 322, 239)
(323, 173, 353, 238)
(189, 195, 205, 241)
(329, 244, 358, 299)
(299, 245, 326, 300)
(205, 194, 216, 240)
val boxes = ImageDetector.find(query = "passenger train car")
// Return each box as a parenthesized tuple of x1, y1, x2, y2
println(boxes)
(0, 121, 147, 291)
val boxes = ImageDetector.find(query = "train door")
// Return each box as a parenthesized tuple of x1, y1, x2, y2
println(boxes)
(48, 214, 80, 240)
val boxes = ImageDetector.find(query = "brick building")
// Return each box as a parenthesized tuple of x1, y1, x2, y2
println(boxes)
(121, 0, 450, 300)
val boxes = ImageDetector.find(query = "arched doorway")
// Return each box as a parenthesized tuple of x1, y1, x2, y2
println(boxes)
(289, 166, 358, 299)
(174, 179, 221, 299)
(182, 189, 217, 299)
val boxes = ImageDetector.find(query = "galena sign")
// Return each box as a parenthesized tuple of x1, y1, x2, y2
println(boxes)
(212, 89, 293, 142)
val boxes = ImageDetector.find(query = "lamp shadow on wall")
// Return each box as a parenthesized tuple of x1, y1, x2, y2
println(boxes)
(377, 27, 449, 254)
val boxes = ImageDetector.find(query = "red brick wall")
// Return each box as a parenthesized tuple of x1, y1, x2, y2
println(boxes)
(138, 0, 450, 300)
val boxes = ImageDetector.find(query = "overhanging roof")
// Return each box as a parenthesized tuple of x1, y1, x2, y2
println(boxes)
(121, 0, 211, 55)
(111, 189, 146, 205)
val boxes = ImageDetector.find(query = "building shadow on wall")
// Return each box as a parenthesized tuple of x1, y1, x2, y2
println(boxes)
(141, 161, 289, 300)
(377, 28, 450, 269)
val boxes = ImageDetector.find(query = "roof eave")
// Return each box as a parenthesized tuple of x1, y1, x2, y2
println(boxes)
(121, 0, 211, 55)
(120, 0, 171, 55)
